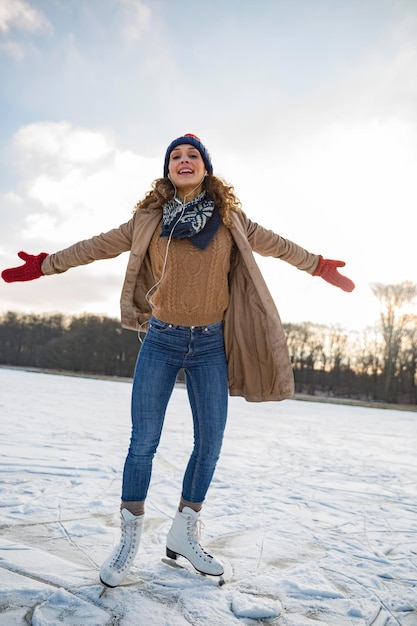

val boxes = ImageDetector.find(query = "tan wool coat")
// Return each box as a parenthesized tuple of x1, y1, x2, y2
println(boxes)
(42, 209, 320, 402)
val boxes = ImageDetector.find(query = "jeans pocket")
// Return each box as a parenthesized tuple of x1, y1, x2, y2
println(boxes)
(203, 321, 223, 336)
(148, 318, 172, 333)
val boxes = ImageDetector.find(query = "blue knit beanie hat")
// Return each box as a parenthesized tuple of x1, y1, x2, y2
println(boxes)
(163, 133, 213, 177)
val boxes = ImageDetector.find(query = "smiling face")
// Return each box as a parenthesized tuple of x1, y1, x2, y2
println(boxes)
(168, 143, 206, 200)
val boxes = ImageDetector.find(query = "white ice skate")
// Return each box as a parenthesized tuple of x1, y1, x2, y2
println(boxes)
(166, 507, 224, 578)
(100, 509, 144, 588)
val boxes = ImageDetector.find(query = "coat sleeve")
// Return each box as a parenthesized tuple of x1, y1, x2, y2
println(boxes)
(237, 211, 320, 274)
(41, 217, 135, 275)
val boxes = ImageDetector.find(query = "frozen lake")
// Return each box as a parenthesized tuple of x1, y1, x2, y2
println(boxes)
(0, 367, 416, 625)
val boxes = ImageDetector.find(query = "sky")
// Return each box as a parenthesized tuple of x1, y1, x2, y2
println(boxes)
(0, 0, 417, 331)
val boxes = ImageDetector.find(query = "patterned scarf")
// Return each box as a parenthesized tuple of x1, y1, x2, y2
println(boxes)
(160, 191, 221, 250)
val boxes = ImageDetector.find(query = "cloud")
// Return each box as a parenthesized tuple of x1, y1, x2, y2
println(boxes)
(0, 0, 52, 59)
(1, 120, 163, 319)
(6, 120, 161, 247)
(13, 122, 113, 171)
(0, 0, 51, 34)
(118, 0, 151, 43)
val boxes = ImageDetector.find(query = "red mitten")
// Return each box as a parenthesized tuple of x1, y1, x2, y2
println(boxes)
(313, 256, 355, 292)
(1, 251, 48, 283)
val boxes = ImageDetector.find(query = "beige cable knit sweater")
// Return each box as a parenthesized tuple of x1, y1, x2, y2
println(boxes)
(148, 220, 233, 326)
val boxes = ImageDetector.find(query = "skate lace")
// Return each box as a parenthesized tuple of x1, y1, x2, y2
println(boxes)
(194, 518, 203, 541)
(112, 520, 138, 570)
(188, 518, 212, 559)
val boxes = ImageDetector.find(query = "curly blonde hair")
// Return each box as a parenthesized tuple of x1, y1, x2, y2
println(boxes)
(134, 175, 241, 227)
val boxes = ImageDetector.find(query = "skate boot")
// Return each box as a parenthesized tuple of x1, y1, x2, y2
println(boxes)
(100, 509, 144, 588)
(166, 507, 224, 576)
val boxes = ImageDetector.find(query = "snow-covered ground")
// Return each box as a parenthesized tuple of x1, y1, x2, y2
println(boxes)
(0, 367, 416, 626)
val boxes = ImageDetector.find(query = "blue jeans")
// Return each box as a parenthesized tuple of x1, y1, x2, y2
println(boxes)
(122, 317, 228, 504)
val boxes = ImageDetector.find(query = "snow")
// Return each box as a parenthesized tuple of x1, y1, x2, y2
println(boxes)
(0, 366, 416, 625)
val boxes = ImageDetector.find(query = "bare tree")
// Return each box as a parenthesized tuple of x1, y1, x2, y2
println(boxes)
(371, 281, 417, 403)
(397, 314, 417, 403)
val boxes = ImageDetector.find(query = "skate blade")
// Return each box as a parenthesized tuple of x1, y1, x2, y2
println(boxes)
(99, 573, 142, 596)
(162, 557, 225, 586)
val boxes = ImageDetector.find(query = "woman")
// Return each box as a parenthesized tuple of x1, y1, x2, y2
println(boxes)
(2, 133, 355, 588)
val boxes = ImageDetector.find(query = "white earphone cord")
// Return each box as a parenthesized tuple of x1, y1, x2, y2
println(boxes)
(137, 176, 206, 342)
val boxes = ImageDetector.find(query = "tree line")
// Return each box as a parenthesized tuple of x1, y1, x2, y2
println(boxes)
(0, 311, 139, 378)
(0, 281, 416, 405)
